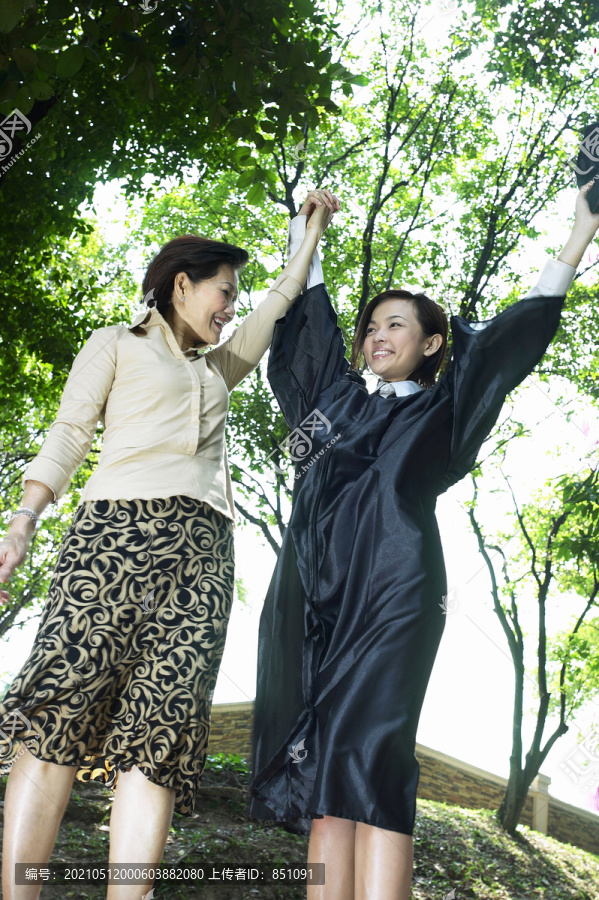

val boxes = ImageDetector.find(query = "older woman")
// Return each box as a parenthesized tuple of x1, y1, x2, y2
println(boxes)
(0, 197, 336, 900)
(249, 181, 599, 900)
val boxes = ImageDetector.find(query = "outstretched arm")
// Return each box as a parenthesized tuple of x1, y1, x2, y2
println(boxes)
(524, 179, 599, 299)
(442, 179, 599, 491)
(207, 191, 340, 390)
(267, 192, 351, 428)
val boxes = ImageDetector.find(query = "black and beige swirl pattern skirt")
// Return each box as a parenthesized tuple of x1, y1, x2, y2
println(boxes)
(0, 495, 234, 816)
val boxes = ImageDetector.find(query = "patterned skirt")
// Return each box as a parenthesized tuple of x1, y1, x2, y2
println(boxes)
(0, 495, 234, 816)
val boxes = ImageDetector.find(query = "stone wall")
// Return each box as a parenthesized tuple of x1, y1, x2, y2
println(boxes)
(207, 701, 253, 757)
(207, 702, 599, 856)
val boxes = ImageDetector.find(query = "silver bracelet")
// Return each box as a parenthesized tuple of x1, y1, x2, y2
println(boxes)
(8, 507, 39, 526)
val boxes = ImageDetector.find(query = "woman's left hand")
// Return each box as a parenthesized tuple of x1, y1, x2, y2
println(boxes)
(572, 177, 599, 242)
(299, 189, 341, 232)
(558, 177, 599, 268)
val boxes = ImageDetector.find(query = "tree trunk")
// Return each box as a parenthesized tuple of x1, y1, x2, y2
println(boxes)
(497, 746, 545, 834)
(496, 769, 528, 834)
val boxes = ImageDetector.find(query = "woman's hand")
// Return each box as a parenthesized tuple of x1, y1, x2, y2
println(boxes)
(0, 533, 31, 604)
(558, 177, 599, 268)
(572, 177, 599, 240)
(299, 189, 341, 235)
(278, 188, 340, 292)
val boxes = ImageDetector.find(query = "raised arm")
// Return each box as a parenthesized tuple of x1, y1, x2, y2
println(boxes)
(286, 189, 334, 291)
(207, 190, 340, 390)
(267, 191, 353, 428)
(441, 179, 599, 490)
(519, 177, 599, 300)
(557, 176, 599, 269)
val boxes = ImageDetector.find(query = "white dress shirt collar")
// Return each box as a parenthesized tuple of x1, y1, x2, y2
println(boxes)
(376, 378, 425, 397)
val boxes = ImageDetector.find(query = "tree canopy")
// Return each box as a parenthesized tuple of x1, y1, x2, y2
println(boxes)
(0, 0, 361, 404)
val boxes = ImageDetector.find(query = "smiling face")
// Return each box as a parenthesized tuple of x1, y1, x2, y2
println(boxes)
(362, 298, 442, 382)
(172, 264, 239, 347)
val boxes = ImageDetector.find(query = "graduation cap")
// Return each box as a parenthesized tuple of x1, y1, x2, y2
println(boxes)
(574, 121, 599, 213)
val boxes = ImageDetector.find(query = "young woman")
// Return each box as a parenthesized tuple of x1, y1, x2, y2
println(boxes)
(249, 183, 599, 900)
(0, 199, 337, 900)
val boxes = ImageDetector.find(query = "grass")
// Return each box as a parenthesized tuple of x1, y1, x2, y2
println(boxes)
(410, 802, 597, 899)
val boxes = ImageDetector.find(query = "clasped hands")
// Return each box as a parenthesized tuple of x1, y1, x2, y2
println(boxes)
(299, 188, 341, 234)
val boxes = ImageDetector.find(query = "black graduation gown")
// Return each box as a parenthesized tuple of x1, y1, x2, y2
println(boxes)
(247, 281, 564, 835)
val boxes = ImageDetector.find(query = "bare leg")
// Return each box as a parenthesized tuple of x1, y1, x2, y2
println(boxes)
(1, 747, 78, 900)
(307, 815, 356, 900)
(106, 765, 176, 900)
(354, 823, 413, 900)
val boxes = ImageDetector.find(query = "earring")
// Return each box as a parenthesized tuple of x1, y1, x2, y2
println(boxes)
(180, 292, 185, 304)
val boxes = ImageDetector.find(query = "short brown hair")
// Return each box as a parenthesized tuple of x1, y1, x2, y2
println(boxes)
(351, 289, 448, 389)
(141, 234, 249, 316)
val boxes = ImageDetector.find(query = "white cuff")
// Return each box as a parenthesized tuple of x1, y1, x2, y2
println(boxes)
(524, 258, 576, 298)
(287, 214, 325, 289)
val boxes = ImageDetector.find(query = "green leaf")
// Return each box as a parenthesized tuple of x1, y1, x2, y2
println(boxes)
(34, 50, 56, 74)
(13, 83, 33, 114)
(347, 74, 369, 87)
(84, 47, 100, 64)
(237, 168, 256, 189)
(230, 145, 252, 165)
(29, 80, 54, 101)
(314, 96, 339, 113)
(0, 0, 23, 34)
(227, 119, 249, 139)
(46, 0, 76, 20)
(246, 180, 264, 205)
(81, 18, 101, 41)
(11, 48, 37, 73)
(55, 45, 85, 78)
